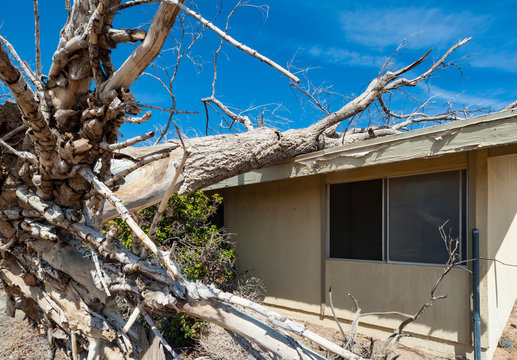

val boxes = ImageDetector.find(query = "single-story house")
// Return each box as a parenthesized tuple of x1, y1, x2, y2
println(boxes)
(207, 109, 517, 359)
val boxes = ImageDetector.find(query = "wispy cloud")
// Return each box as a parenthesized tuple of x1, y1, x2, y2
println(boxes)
(308, 45, 388, 68)
(302, 6, 491, 70)
(470, 50, 517, 73)
(339, 7, 489, 49)
(424, 84, 507, 111)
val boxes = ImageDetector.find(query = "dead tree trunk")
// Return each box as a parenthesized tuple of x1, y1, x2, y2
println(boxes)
(0, 1, 473, 359)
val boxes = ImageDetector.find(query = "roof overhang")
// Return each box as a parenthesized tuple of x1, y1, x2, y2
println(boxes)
(206, 109, 517, 190)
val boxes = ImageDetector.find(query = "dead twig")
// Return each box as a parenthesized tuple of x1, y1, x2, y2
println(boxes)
(32, 0, 41, 77)
(148, 122, 189, 240)
(100, 131, 155, 151)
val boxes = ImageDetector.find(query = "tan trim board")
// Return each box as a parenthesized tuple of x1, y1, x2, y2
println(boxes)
(325, 153, 467, 184)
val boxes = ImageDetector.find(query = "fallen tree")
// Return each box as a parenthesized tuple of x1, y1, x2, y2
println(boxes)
(0, 1, 491, 359)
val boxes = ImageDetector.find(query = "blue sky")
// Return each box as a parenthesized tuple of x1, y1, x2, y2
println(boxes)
(1, 1, 516, 140)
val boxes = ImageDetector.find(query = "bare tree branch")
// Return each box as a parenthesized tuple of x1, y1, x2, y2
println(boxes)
(1, 124, 26, 142)
(111, 0, 298, 82)
(107, 28, 146, 44)
(308, 38, 470, 135)
(148, 123, 189, 240)
(0, 41, 55, 171)
(202, 96, 254, 131)
(161, 0, 300, 83)
(87, 0, 110, 89)
(328, 287, 347, 343)
(0, 139, 37, 164)
(201, 1, 258, 133)
(376, 224, 461, 356)
(32, 0, 42, 77)
(102, 1, 186, 93)
(502, 99, 517, 111)
(100, 131, 155, 151)
(376, 95, 465, 131)
(136, 103, 197, 114)
(0, 35, 38, 86)
(144, 312, 184, 359)
(123, 111, 152, 124)
(111, 0, 159, 12)
(386, 38, 471, 90)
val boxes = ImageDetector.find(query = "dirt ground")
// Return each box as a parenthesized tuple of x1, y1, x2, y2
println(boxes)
(1, 287, 516, 360)
(0, 290, 67, 360)
(492, 300, 517, 360)
(304, 321, 451, 360)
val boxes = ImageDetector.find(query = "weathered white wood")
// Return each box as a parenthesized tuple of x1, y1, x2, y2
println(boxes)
(0, 40, 54, 170)
(32, 0, 42, 77)
(71, 331, 78, 360)
(100, 131, 155, 151)
(0, 35, 38, 85)
(144, 312, 183, 360)
(123, 111, 152, 124)
(80, 167, 186, 282)
(102, 1, 186, 93)
(48, 35, 87, 78)
(201, 96, 254, 131)
(181, 300, 326, 360)
(103, 147, 184, 219)
(123, 302, 144, 334)
(148, 140, 189, 240)
(107, 28, 146, 44)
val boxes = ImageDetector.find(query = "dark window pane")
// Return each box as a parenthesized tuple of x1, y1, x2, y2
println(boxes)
(388, 171, 465, 264)
(461, 171, 467, 261)
(329, 180, 383, 260)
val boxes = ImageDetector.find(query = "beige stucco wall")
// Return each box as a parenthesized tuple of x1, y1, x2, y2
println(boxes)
(223, 175, 324, 315)
(324, 153, 472, 357)
(325, 260, 471, 354)
(486, 153, 517, 359)
(219, 153, 485, 357)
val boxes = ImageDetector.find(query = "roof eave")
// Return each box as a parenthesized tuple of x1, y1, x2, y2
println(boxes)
(206, 109, 517, 190)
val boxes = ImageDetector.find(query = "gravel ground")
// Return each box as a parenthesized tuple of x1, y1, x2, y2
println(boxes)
(0, 290, 66, 360)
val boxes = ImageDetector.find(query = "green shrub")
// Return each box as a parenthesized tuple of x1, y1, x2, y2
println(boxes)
(106, 191, 236, 345)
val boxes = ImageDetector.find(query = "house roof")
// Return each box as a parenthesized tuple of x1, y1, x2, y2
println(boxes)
(206, 108, 517, 190)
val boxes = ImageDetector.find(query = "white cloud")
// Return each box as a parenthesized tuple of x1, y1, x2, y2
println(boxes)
(470, 50, 517, 73)
(303, 6, 491, 70)
(308, 45, 388, 68)
(424, 84, 507, 110)
(339, 7, 489, 49)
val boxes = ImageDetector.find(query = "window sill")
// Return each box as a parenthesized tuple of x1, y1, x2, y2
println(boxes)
(325, 257, 462, 269)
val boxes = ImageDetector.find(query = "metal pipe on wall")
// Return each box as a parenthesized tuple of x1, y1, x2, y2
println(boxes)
(472, 228, 481, 360)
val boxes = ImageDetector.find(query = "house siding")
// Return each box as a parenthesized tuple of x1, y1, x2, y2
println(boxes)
(486, 153, 517, 359)
(218, 154, 479, 357)
(325, 260, 471, 341)
(224, 175, 323, 315)
(215, 149, 517, 359)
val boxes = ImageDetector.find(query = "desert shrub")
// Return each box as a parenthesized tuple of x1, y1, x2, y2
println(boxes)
(105, 191, 238, 346)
